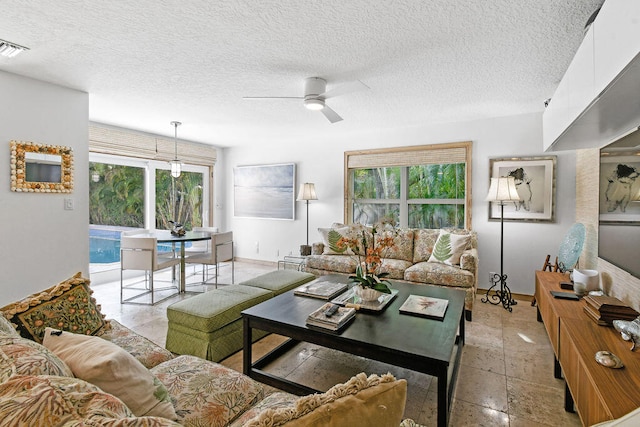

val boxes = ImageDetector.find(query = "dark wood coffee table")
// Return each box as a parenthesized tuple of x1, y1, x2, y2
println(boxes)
(242, 275, 465, 427)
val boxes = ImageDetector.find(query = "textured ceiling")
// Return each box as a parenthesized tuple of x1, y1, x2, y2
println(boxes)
(0, 0, 603, 147)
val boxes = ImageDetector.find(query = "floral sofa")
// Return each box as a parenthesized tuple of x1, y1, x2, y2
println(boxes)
(305, 225, 478, 321)
(0, 273, 423, 427)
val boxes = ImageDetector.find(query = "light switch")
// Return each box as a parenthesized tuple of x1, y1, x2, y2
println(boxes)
(64, 198, 74, 210)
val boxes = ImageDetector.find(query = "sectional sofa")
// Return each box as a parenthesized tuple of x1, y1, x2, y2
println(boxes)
(0, 273, 422, 427)
(305, 226, 478, 321)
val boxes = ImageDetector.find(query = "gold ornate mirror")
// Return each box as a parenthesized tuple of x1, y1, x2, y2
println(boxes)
(10, 140, 74, 193)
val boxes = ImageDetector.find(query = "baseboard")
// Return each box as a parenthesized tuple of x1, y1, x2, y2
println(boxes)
(477, 288, 533, 302)
(234, 257, 278, 268)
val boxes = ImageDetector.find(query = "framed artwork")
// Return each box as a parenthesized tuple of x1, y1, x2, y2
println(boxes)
(489, 156, 556, 222)
(599, 154, 640, 223)
(233, 163, 295, 220)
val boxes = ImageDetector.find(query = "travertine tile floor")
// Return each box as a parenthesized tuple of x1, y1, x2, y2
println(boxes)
(92, 261, 581, 426)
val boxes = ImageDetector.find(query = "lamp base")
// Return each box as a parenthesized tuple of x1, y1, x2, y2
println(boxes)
(482, 273, 517, 312)
(299, 245, 311, 256)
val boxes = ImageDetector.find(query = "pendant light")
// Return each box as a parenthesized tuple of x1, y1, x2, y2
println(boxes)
(169, 121, 182, 178)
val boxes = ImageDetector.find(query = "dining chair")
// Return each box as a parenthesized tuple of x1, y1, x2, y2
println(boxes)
(185, 231, 234, 287)
(121, 228, 178, 279)
(120, 235, 180, 305)
(185, 226, 219, 256)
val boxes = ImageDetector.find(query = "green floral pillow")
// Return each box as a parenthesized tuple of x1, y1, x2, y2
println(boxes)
(427, 231, 471, 266)
(0, 272, 110, 343)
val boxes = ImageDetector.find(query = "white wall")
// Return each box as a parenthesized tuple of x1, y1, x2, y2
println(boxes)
(221, 112, 577, 296)
(0, 71, 89, 306)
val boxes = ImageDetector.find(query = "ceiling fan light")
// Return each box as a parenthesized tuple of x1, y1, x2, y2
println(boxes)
(304, 98, 324, 111)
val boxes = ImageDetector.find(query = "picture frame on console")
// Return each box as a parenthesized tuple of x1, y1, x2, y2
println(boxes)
(598, 154, 640, 224)
(233, 163, 295, 220)
(488, 156, 556, 222)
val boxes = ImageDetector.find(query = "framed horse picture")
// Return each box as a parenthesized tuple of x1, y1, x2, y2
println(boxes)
(488, 156, 556, 222)
(599, 154, 640, 223)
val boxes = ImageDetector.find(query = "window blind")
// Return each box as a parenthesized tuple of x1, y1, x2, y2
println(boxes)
(346, 142, 470, 169)
(89, 123, 217, 166)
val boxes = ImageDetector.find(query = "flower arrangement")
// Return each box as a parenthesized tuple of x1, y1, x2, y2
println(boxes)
(336, 217, 398, 295)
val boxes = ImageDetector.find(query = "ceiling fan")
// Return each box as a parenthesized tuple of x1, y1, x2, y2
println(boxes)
(243, 77, 369, 123)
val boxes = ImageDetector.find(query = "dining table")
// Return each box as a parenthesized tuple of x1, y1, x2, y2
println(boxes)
(148, 229, 211, 293)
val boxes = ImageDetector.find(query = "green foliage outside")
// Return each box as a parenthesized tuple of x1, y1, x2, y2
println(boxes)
(351, 163, 466, 229)
(89, 163, 144, 227)
(89, 162, 203, 230)
(155, 170, 203, 230)
(353, 167, 401, 199)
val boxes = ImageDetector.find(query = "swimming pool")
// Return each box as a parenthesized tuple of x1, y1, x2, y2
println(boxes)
(89, 227, 179, 264)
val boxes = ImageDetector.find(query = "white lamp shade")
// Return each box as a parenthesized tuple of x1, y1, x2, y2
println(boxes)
(485, 177, 521, 203)
(297, 183, 318, 201)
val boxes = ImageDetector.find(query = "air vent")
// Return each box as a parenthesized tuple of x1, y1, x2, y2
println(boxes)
(0, 39, 29, 58)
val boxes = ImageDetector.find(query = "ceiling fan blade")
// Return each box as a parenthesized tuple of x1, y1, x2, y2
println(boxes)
(321, 105, 343, 123)
(242, 96, 303, 100)
(322, 80, 370, 99)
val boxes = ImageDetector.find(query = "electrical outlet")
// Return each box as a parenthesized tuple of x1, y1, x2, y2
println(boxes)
(489, 271, 496, 285)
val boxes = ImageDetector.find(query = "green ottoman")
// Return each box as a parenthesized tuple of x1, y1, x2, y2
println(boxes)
(166, 284, 273, 362)
(240, 270, 315, 295)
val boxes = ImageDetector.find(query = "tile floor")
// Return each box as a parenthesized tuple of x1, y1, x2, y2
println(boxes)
(91, 261, 581, 426)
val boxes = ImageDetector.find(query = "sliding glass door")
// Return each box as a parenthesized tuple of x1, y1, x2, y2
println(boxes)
(89, 153, 210, 268)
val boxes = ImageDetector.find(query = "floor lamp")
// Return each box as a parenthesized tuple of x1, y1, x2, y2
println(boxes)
(297, 183, 317, 256)
(482, 176, 521, 312)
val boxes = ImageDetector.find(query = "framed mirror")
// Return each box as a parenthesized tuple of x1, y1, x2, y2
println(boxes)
(10, 140, 74, 193)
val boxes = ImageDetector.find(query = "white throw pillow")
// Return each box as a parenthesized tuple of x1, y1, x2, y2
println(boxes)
(427, 231, 471, 266)
(318, 226, 353, 255)
(42, 327, 177, 420)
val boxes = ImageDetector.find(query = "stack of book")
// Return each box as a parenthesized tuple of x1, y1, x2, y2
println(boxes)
(306, 303, 356, 331)
(583, 295, 639, 326)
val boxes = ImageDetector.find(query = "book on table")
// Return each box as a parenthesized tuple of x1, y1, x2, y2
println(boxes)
(399, 295, 449, 320)
(306, 303, 356, 331)
(583, 294, 639, 324)
(294, 277, 348, 300)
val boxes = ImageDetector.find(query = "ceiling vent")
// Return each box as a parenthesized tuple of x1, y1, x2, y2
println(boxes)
(0, 39, 29, 58)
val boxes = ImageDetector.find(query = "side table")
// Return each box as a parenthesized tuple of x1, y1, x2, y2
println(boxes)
(277, 255, 306, 271)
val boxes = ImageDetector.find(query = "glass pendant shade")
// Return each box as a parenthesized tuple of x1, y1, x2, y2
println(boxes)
(170, 159, 182, 178)
(169, 121, 182, 178)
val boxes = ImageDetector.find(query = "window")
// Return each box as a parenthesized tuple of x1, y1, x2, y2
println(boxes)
(345, 142, 472, 229)
(155, 169, 204, 230)
(89, 162, 145, 228)
(88, 123, 216, 269)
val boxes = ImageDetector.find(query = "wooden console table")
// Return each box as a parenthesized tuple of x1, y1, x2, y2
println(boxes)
(535, 270, 640, 426)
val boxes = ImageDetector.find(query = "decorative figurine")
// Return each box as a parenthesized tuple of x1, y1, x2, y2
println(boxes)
(595, 350, 624, 369)
(169, 220, 186, 237)
(613, 316, 640, 351)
